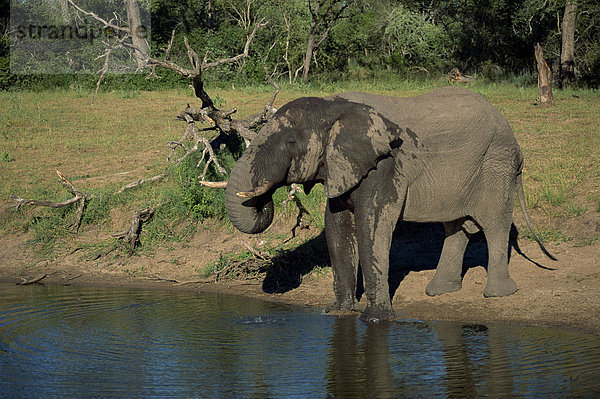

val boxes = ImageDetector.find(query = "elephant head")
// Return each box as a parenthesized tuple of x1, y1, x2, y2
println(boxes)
(225, 96, 414, 234)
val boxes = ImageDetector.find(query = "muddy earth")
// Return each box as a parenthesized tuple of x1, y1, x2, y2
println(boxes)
(1, 206, 599, 335)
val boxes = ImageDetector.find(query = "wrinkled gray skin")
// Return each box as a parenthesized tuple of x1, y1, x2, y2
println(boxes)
(226, 87, 549, 322)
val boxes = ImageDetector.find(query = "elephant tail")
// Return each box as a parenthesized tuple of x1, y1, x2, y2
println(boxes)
(516, 173, 557, 261)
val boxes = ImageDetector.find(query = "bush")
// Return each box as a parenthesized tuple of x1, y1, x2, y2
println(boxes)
(171, 137, 243, 221)
(382, 5, 452, 74)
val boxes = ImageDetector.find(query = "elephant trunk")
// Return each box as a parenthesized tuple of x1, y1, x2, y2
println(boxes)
(225, 154, 275, 234)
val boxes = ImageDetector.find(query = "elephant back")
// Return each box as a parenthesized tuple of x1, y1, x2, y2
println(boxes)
(331, 88, 515, 154)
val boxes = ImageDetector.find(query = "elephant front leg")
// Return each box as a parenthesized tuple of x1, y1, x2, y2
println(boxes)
(325, 199, 359, 313)
(355, 203, 402, 323)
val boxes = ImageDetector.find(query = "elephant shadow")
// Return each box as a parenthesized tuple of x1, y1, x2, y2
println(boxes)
(263, 222, 520, 299)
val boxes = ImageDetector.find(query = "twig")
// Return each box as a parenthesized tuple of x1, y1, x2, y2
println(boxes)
(264, 66, 280, 113)
(91, 35, 130, 107)
(263, 184, 306, 234)
(240, 239, 269, 260)
(92, 245, 117, 260)
(55, 170, 79, 194)
(169, 115, 227, 179)
(17, 274, 48, 285)
(115, 174, 166, 194)
(201, 18, 268, 71)
(67, 0, 129, 33)
(144, 275, 211, 285)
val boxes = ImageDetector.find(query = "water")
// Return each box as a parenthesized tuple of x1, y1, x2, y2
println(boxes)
(1, 284, 599, 398)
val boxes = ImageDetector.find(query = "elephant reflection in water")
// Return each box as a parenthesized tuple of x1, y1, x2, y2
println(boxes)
(326, 317, 395, 397)
(432, 322, 515, 398)
(325, 318, 514, 398)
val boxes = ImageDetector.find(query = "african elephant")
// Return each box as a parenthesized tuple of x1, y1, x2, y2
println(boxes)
(224, 86, 554, 322)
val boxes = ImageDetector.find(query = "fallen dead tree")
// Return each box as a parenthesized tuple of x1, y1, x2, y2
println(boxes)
(13, 170, 90, 232)
(12, 3, 304, 257)
(447, 68, 474, 83)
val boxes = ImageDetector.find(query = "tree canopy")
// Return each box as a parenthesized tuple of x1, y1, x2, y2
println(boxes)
(2, 0, 599, 88)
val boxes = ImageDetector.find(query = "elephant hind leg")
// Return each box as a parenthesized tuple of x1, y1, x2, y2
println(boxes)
(482, 220, 517, 297)
(426, 219, 471, 296)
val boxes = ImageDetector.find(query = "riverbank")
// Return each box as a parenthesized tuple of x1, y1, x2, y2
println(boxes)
(1, 218, 599, 336)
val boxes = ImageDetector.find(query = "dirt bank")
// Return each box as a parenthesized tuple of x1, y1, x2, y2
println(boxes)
(1, 216, 599, 336)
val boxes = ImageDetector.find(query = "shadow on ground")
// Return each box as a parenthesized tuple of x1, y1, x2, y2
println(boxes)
(262, 222, 521, 299)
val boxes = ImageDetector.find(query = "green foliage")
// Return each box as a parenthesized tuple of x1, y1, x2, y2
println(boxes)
(81, 190, 114, 226)
(170, 137, 242, 221)
(1, 150, 14, 162)
(382, 4, 452, 74)
(2, 0, 600, 88)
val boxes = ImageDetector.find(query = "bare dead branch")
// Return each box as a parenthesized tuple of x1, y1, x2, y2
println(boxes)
(447, 68, 473, 83)
(67, 0, 129, 33)
(115, 174, 166, 195)
(278, 2, 293, 83)
(145, 57, 196, 77)
(198, 135, 227, 178)
(73, 195, 86, 232)
(164, 29, 176, 60)
(13, 194, 83, 210)
(167, 115, 227, 182)
(263, 184, 310, 238)
(240, 238, 269, 260)
(112, 206, 155, 255)
(199, 181, 227, 188)
(184, 36, 201, 75)
(264, 66, 280, 112)
(13, 171, 90, 231)
(201, 18, 268, 71)
(56, 170, 80, 194)
(91, 35, 130, 106)
(17, 274, 48, 286)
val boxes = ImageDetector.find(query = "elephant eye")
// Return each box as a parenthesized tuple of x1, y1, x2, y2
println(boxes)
(286, 137, 297, 146)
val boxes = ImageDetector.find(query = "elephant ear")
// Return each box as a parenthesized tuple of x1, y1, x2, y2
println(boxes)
(323, 103, 406, 198)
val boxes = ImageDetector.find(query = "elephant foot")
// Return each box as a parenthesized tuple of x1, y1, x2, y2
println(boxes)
(484, 277, 517, 298)
(359, 304, 395, 323)
(425, 276, 462, 296)
(325, 298, 358, 314)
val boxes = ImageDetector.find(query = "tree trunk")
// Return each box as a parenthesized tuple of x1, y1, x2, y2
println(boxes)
(534, 43, 553, 105)
(302, 35, 316, 81)
(59, 0, 70, 23)
(560, 1, 577, 87)
(124, 0, 149, 69)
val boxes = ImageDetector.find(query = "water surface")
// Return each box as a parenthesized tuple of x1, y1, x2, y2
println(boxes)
(1, 284, 599, 398)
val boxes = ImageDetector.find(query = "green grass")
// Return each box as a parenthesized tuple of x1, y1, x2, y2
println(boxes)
(1, 80, 598, 260)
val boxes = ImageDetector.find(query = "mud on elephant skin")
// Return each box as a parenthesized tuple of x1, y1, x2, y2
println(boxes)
(225, 86, 555, 323)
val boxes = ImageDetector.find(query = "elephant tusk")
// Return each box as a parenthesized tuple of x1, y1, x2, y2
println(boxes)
(199, 180, 227, 189)
(237, 181, 275, 198)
